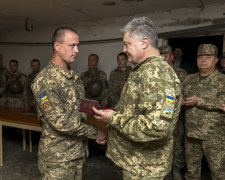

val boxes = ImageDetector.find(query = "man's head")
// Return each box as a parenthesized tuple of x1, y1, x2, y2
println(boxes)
(173, 48, 183, 60)
(197, 44, 218, 76)
(88, 54, 99, 70)
(159, 45, 174, 65)
(31, 59, 40, 73)
(220, 52, 225, 70)
(117, 52, 128, 69)
(9, 59, 18, 74)
(121, 17, 158, 65)
(52, 27, 79, 65)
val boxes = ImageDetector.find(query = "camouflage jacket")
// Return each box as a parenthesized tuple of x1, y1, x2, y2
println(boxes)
(6, 72, 28, 106)
(172, 65, 187, 90)
(80, 68, 109, 106)
(31, 61, 97, 162)
(183, 69, 225, 140)
(109, 66, 132, 108)
(27, 72, 37, 105)
(106, 56, 181, 177)
(0, 66, 9, 96)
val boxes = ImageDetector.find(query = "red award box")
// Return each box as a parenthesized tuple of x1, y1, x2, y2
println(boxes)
(79, 98, 99, 115)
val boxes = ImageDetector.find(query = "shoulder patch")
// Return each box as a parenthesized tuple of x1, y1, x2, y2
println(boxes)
(160, 95, 175, 122)
(40, 94, 52, 111)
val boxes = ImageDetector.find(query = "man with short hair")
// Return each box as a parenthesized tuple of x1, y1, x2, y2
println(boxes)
(220, 52, 225, 74)
(108, 52, 132, 108)
(93, 17, 181, 179)
(159, 45, 187, 180)
(183, 44, 225, 180)
(31, 27, 106, 179)
(80, 54, 109, 107)
(0, 54, 9, 106)
(6, 59, 28, 108)
(27, 59, 41, 111)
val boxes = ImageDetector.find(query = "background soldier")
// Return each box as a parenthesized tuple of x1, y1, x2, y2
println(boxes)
(31, 27, 106, 179)
(183, 44, 225, 180)
(108, 52, 131, 108)
(0, 54, 9, 106)
(159, 45, 187, 180)
(80, 54, 109, 107)
(6, 59, 28, 108)
(93, 17, 181, 180)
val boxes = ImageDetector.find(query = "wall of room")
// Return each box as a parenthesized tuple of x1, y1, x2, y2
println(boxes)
(0, 3, 224, 77)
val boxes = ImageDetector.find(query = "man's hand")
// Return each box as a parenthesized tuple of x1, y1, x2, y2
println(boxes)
(92, 106, 114, 123)
(96, 127, 107, 145)
(182, 96, 198, 107)
(222, 104, 225, 112)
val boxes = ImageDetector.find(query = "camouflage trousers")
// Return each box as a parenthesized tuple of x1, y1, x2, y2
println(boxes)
(38, 158, 84, 180)
(185, 137, 225, 180)
(123, 170, 164, 180)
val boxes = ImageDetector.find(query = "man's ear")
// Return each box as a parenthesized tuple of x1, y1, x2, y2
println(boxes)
(54, 42, 60, 52)
(141, 37, 149, 49)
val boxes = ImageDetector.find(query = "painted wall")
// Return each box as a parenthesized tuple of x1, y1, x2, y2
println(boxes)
(0, 3, 224, 77)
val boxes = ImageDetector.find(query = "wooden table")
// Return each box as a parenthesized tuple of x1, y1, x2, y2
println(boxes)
(0, 107, 42, 166)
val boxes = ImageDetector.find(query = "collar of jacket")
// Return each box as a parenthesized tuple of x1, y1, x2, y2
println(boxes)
(198, 68, 219, 81)
(132, 56, 162, 71)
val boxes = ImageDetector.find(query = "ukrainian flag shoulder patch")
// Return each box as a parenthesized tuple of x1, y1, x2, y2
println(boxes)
(40, 94, 52, 112)
(160, 95, 175, 122)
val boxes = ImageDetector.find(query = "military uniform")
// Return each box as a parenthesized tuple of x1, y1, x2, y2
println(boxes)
(31, 61, 98, 179)
(184, 44, 225, 180)
(106, 56, 181, 179)
(108, 66, 132, 108)
(6, 72, 28, 108)
(0, 66, 9, 106)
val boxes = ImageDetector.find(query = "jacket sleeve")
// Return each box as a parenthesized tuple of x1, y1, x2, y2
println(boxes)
(32, 77, 98, 139)
(109, 70, 181, 143)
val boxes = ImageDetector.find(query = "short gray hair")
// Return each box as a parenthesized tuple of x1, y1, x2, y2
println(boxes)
(121, 17, 158, 49)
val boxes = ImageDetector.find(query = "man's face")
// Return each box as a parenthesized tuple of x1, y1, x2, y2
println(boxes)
(173, 48, 183, 59)
(197, 55, 218, 74)
(55, 30, 79, 65)
(162, 53, 174, 64)
(9, 62, 18, 73)
(117, 55, 127, 68)
(88, 55, 98, 69)
(31, 61, 40, 73)
(123, 31, 143, 65)
(221, 57, 225, 69)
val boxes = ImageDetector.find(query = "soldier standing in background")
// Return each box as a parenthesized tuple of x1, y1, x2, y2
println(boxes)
(220, 52, 225, 74)
(183, 44, 225, 180)
(159, 45, 187, 180)
(0, 54, 9, 106)
(27, 59, 40, 111)
(93, 17, 181, 180)
(31, 27, 106, 179)
(108, 52, 131, 108)
(80, 54, 109, 107)
(6, 59, 28, 108)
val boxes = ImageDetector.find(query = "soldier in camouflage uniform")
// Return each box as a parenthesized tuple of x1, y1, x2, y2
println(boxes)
(108, 52, 132, 108)
(220, 52, 225, 74)
(31, 27, 106, 180)
(159, 45, 187, 180)
(182, 44, 225, 180)
(80, 54, 109, 107)
(27, 59, 40, 111)
(6, 59, 28, 108)
(0, 54, 9, 107)
(93, 17, 182, 180)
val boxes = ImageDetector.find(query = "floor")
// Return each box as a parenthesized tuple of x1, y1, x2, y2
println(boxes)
(0, 128, 211, 180)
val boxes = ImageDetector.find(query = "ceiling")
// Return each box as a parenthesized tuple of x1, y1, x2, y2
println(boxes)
(0, 0, 224, 32)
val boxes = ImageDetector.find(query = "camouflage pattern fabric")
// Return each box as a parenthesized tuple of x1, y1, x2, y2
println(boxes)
(80, 68, 109, 106)
(6, 72, 28, 108)
(183, 69, 225, 179)
(31, 61, 97, 164)
(0, 66, 9, 106)
(38, 157, 83, 180)
(108, 66, 132, 108)
(197, 44, 217, 56)
(123, 169, 164, 180)
(106, 56, 182, 178)
(159, 45, 172, 54)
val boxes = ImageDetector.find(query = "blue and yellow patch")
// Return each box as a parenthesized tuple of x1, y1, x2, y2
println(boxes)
(40, 94, 52, 111)
(160, 95, 175, 121)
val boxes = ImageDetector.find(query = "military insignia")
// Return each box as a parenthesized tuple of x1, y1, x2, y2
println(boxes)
(160, 95, 175, 122)
(40, 94, 52, 111)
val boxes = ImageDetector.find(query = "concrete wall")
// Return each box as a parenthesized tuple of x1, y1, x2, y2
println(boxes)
(0, 3, 224, 77)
